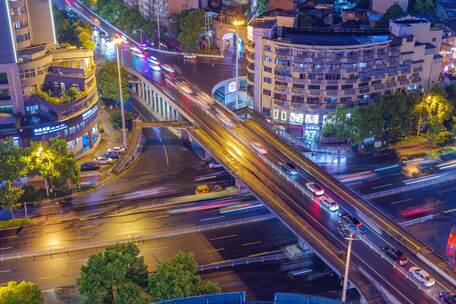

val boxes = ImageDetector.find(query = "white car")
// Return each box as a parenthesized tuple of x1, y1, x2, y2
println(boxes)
(305, 182, 325, 196)
(409, 267, 435, 287)
(148, 57, 160, 65)
(318, 195, 339, 212)
(209, 162, 223, 169)
(94, 156, 113, 165)
(183, 53, 197, 60)
(161, 64, 175, 73)
(108, 146, 125, 154)
(251, 142, 267, 155)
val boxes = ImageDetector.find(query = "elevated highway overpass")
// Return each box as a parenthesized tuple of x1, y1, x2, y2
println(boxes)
(58, 1, 456, 302)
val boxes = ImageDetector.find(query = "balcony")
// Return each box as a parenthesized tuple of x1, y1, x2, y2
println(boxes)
(275, 86, 289, 94)
(273, 100, 289, 108)
(326, 90, 338, 97)
(247, 63, 255, 73)
(292, 88, 305, 94)
(309, 90, 320, 96)
(343, 89, 355, 95)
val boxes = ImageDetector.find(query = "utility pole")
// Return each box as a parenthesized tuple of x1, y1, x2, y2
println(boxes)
(341, 233, 357, 302)
(115, 42, 128, 149)
(156, 0, 161, 49)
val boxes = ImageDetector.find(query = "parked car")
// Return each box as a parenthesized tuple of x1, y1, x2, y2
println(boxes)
(209, 162, 223, 169)
(94, 156, 114, 165)
(318, 195, 339, 212)
(279, 162, 298, 176)
(107, 146, 125, 153)
(80, 162, 100, 171)
(104, 151, 121, 159)
(408, 266, 435, 287)
(440, 292, 456, 304)
(306, 182, 325, 196)
(382, 246, 408, 266)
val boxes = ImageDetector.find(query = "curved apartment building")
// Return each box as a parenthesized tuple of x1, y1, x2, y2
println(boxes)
(246, 16, 442, 133)
(0, 0, 99, 153)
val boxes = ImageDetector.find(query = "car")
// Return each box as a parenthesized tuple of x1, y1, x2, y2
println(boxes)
(306, 182, 324, 196)
(176, 81, 193, 95)
(279, 162, 298, 176)
(250, 142, 268, 155)
(104, 151, 121, 159)
(80, 162, 100, 171)
(108, 146, 125, 153)
(94, 156, 113, 165)
(148, 57, 160, 65)
(318, 195, 339, 212)
(129, 46, 141, 53)
(408, 266, 435, 287)
(161, 64, 175, 73)
(151, 64, 161, 71)
(209, 162, 223, 169)
(339, 212, 363, 228)
(183, 53, 197, 60)
(440, 292, 456, 304)
(382, 246, 408, 266)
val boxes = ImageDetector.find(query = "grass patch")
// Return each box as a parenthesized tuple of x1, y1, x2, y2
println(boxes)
(0, 218, 31, 230)
(431, 146, 456, 157)
(394, 136, 427, 147)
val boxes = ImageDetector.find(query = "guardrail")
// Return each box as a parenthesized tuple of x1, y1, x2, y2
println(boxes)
(364, 172, 456, 200)
(198, 251, 287, 272)
(0, 214, 274, 262)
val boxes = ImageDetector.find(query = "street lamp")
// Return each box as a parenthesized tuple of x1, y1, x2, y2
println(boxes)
(233, 19, 244, 110)
(113, 37, 128, 150)
(341, 232, 359, 302)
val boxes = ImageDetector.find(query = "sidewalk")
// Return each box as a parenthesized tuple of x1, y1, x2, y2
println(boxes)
(77, 106, 133, 186)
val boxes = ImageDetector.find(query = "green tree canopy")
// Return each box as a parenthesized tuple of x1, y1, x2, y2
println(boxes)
(414, 94, 453, 140)
(255, 0, 269, 16)
(0, 140, 26, 182)
(322, 108, 352, 142)
(97, 60, 129, 101)
(177, 9, 205, 52)
(148, 251, 220, 301)
(23, 138, 79, 190)
(78, 242, 149, 304)
(0, 281, 44, 304)
(409, 0, 435, 14)
(377, 4, 406, 28)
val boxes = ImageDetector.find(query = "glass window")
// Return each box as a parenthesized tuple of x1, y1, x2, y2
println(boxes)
(263, 89, 271, 96)
(305, 114, 319, 124)
(280, 111, 287, 121)
(0, 73, 8, 85)
(290, 113, 304, 124)
(272, 109, 279, 119)
(263, 77, 272, 84)
(264, 66, 272, 73)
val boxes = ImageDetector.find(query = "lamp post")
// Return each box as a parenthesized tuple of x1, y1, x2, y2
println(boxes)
(233, 19, 244, 110)
(341, 232, 358, 302)
(113, 37, 128, 149)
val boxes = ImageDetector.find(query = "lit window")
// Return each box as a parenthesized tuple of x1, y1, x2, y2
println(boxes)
(280, 111, 287, 121)
(272, 109, 279, 120)
(305, 114, 319, 124)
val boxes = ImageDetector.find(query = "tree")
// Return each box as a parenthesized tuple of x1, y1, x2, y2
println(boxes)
(409, 0, 435, 14)
(299, 12, 317, 28)
(322, 108, 352, 142)
(350, 105, 383, 144)
(414, 94, 453, 152)
(356, 0, 371, 9)
(0, 184, 23, 219)
(97, 60, 129, 101)
(23, 139, 79, 193)
(255, 0, 269, 16)
(112, 110, 134, 130)
(148, 252, 220, 301)
(177, 9, 205, 52)
(78, 242, 149, 304)
(0, 281, 44, 304)
(377, 4, 406, 28)
(77, 30, 96, 50)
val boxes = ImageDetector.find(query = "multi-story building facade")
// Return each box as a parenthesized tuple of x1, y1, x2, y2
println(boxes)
(122, 0, 203, 28)
(246, 16, 442, 133)
(0, 0, 99, 152)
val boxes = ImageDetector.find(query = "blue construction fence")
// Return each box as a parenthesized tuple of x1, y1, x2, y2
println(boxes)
(157, 292, 342, 304)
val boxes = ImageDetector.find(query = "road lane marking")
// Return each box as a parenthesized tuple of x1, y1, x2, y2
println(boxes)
(0, 247, 12, 251)
(0, 270, 12, 273)
(248, 251, 270, 257)
(371, 183, 393, 190)
(0, 236, 18, 240)
(79, 225, 97, 229)
(444, 208, 456, 214)
(205, 248, 224, 253)
(200, 216, 224, 222)
(209, 234, 238, 241)
(154, 214, 169, 219)
(241, 240, 262, 247)
(39, 275, 60, 280)
(390, 198, 413, 205)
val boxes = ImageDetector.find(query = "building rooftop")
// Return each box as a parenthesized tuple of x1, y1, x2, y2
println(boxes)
(249, 19, 278, 29)
(276, 28, 390, 46)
